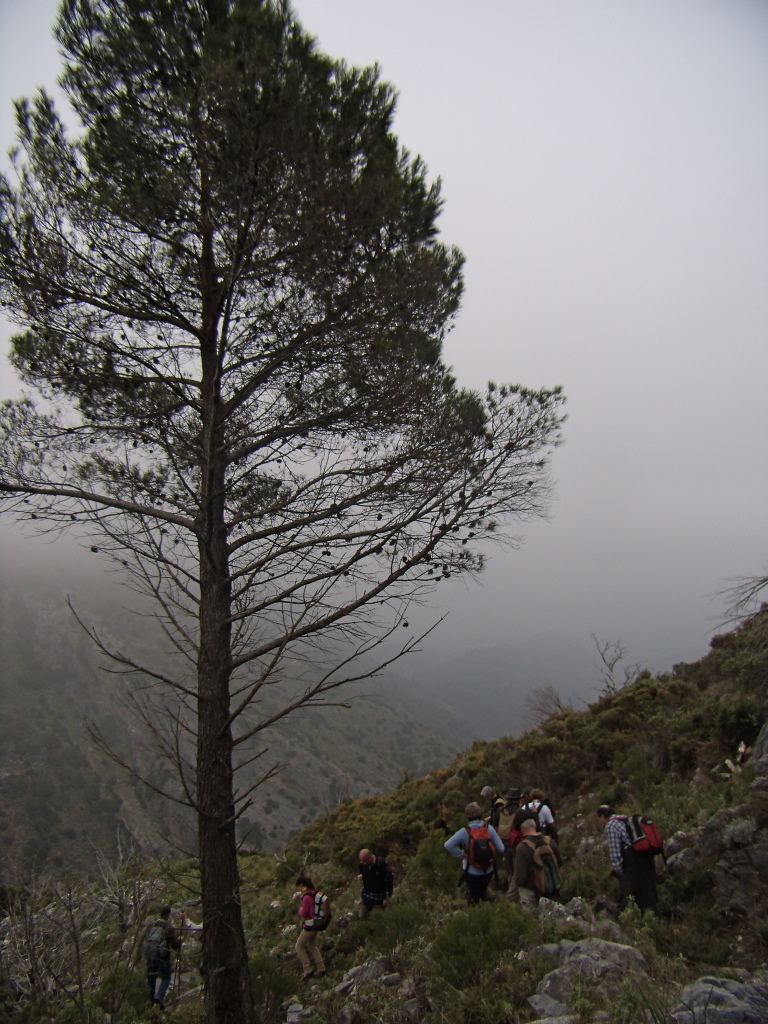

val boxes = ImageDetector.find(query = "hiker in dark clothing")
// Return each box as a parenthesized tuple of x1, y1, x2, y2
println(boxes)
(144, 905, 181, 1009)
(512, 788, 538, 832)
(357, 849, 394, 919)
(597, 805, 658, 911)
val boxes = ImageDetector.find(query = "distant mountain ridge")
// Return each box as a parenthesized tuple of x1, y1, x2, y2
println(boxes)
(387, 633, 599, 743)
(0, 554, 712, 873)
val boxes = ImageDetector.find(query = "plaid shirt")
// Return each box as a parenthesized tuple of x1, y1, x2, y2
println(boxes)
(604, 815, 629, 875)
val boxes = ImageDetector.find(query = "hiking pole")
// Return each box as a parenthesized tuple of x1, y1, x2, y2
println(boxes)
(174, 913, 186, 1000)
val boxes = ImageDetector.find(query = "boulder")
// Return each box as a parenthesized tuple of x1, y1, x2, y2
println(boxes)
(666, 847, 699, 874)
(669, 976, 768, 1023)
(696, 809, 741, 859)
(709, 839, 768, 917)
(530, 938, 647, 1014)
(749, 721, 768, 763)
(528, 993, 570, 1019)
(666, 830, 697, 858)
(528, 1018, 578, 1024)
(537, 896, 594, 932)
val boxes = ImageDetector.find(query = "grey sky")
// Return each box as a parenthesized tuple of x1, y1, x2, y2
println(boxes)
(1, 0, 767, 673)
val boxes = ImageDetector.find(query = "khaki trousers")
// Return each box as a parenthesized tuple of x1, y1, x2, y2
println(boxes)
(295, 927, 325, 975)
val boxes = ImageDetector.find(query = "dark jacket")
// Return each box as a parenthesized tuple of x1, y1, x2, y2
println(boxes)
(360, 857, 394, 904)
(144, 918, 181, 962)
(513, 804, 539, 833)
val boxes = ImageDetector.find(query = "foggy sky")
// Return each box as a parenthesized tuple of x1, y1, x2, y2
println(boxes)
(1, 0, 767, 676)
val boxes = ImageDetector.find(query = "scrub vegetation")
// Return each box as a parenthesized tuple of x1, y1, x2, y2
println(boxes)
(2, 609, 766, 1024)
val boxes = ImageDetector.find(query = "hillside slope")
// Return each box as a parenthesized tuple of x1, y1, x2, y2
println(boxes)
(3, 610, 766, 1024)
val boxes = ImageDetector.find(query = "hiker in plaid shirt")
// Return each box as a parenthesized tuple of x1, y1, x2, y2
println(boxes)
(597, 804, 658, 911)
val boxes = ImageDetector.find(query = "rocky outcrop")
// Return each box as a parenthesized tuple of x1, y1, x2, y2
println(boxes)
(748, 715, 768, 764)
(537, 896, 626, 942)
(662, 755, 768, 922)
(528, 937, 647, 1019)
(669, 976, 768, 1023)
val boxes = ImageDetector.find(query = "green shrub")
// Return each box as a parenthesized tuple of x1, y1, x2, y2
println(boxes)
(441, 982, 518, 1024)
(716, 694, 765, 750)
(249, 951, 302, 1023)
(428, 901, 537, 990)
(405, 833, 460, 894)
(352, 900, 428, 958)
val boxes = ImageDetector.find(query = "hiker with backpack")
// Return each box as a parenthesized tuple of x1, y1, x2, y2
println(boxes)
(295, 875, 329, 981)
(496, 788, 525, 900)
(143, 905, 181, 1010)
(514, 816, 563, 914)
(526, 788, 558, 840)
(444, 802, 505, 904)
(596, 804, 660, 911)
(480, 785, 507, 829)
(357, 849, 394, 919)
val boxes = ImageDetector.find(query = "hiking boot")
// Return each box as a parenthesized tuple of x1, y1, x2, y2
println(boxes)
(301, 970, 315, 981)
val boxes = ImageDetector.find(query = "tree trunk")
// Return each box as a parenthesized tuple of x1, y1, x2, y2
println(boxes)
(196, 286, 255, 1020)
(197, 529, 255, 1024)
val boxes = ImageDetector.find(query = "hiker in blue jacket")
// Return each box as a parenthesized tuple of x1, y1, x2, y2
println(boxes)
(445, 802, 505, 904)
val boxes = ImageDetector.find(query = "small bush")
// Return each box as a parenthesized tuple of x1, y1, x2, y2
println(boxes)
(722, 816, 757, 847)
(352, 900, 428, 959)
(428, 901, 537, 990)
(249, 951, 302, 1023)
(405, 833, 460, 894)
(443, 982, 519, 1024)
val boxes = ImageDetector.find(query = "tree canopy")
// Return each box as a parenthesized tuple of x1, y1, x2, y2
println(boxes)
(0, 2, 565, 1021)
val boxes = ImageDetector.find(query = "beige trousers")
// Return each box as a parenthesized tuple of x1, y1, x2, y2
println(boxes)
(295, 927, 325, 975)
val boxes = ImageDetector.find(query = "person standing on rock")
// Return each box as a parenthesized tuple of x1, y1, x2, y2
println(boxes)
(357, 849, 394, 919)
(597, 804, 658, 911)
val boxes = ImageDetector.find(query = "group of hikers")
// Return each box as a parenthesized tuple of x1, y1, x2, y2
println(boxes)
(144, 788, 660, 1003)
(441, 786, 658, 915)
(443, 785, 562, 909)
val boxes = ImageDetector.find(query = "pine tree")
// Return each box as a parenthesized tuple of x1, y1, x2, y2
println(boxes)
(0, 2, 565, 1021)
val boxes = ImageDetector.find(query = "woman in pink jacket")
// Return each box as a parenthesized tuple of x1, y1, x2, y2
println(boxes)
(295, 875, 326, 981)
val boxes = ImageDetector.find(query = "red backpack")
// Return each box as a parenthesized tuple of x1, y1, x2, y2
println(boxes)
(624, 815, 664, 855)
(466, 824, 496, 870)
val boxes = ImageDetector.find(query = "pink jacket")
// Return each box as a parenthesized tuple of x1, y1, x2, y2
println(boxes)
(298, 890, 315, 929)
